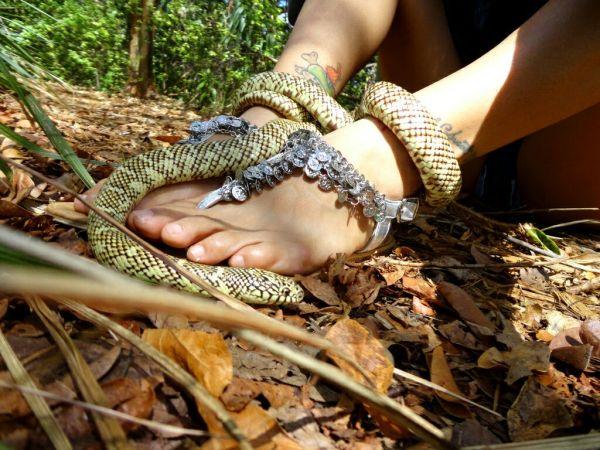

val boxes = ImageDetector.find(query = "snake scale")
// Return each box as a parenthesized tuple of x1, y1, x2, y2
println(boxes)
(88, 72, 460, 305)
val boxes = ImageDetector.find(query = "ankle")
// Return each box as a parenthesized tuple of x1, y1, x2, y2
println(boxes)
(324, 118, 422, 200)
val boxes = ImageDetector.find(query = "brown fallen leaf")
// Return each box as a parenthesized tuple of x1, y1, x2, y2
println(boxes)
(507, 377, 573, 441)
(102, 378, 156, 431)
(201, 402, 302, 450)
(437, 282, 495, 332)
(325, 319, 406, 438)
(220, 377, 261, 412)
(375, 262, 405, 286)
(325, 318, 393, 392)
(0, 199, 32, 219)
(142, 329, 231, 397)
(154, 135, 183, 144)
(402, 276, 438, 303)
(298, 275, 341, 306)
(429, 346, 472, 418)
(478, 341, 550, 385)
(412, 296, 436, 317)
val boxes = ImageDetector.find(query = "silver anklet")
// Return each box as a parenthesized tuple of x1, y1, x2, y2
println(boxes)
(178, 115, 257, 145)
(197, 129, 419, 252)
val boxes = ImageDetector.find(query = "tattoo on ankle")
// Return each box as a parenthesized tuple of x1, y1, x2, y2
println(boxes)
(295, 51, 341, 96)
(438, 121, 473, 157)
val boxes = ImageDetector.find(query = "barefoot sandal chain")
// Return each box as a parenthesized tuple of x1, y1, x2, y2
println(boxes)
(178, 115, 257, 144)
(197, 129, 419, 252)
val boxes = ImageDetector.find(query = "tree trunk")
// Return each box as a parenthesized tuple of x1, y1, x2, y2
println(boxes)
(126, 0, 154, 98)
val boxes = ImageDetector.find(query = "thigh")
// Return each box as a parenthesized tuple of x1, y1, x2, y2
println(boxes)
(517, 102, 600, 223)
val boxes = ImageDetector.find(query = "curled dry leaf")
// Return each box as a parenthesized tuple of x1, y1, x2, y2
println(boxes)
(580, 319, 600, 357)
(437, 282, 495, 332)
(142, 329, 232, 397)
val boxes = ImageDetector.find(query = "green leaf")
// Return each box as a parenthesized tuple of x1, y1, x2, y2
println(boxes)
(525, 226, 561, 255)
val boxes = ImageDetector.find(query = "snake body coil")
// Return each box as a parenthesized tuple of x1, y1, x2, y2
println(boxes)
(88, 74, 460, 305)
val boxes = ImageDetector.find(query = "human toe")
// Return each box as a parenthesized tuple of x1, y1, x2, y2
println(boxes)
(187, 231, 259, 264)
(229, 240, 311, 275)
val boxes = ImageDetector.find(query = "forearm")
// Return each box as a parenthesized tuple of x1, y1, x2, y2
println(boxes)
(415, 0, 600, 163)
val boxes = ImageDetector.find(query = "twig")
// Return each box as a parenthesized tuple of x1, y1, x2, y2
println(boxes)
(237, 330, 456, 450)
(505, 235, 600, 273)
(374, 256, 573, 270)
(392, 368, 503, 419)
(0, 329, 72, 449)
(0, 380, 213, 438)
(541, 219, 600, 232)
(486, 207, 599, 216)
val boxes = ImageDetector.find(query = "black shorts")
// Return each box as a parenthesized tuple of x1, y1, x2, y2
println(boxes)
(287, 0, 548, 209)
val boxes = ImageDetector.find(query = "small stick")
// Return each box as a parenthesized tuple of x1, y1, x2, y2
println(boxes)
(392, 368, 503, 419)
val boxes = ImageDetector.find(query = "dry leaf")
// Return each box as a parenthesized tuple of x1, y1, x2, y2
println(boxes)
(325, 319, 401, 438)
(437, 282, 495, 331)
(580, 319, 600, 357)
(375, 263, 405, 286)
(220, 377, 261, 412)
(142, 329, 231, 397)
(201, 402, 302, 450)
(402, 276, 438, 302)
(430, 346, 464, 403)
(478, 342, 550, 384)
(507, 377, 573, 441)
(325, 318, 393, 392)
(298, 275, 341, 306)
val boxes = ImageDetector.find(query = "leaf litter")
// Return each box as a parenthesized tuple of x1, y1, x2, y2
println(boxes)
(0, 83, 599, 448)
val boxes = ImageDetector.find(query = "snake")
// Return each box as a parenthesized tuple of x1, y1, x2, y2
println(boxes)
(88, 72, 461, 305)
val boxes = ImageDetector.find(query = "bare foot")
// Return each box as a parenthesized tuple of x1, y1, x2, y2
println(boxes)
(77, 114, 421, 274)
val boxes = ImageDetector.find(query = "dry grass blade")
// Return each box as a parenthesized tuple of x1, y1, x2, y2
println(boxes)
(54, 297, 251, 449)
(0, 157, 375, 384)
(26, 296, 131, 450)
(236, 330, 456, 450)
(0, 267, 453, 449)
(0, 328, 72, 449)
(0, 225, 373, 385)
(463, 433, 600, 450)
(0, 380, 212, 438)
(393, 368, 503, 419)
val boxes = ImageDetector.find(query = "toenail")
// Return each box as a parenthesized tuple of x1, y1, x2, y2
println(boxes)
(230, 255, 245, 267)
(165, 223, 183, 235)
(189, 245, 205, 261)
(134, 210, 154, 223)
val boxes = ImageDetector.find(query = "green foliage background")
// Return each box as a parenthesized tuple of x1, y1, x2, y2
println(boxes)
(4, 0, 370, 111)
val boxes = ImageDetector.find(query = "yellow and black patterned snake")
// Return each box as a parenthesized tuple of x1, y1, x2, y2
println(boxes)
(88, 72, 461, 305)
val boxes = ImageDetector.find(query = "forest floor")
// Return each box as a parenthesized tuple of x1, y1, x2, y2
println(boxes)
(0, 84, 599, 449)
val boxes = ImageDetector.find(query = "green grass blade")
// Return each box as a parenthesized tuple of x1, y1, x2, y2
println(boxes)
(0, 157, 11, 181)
(0, 122, 61, 160)
(0, 59, 95, 188)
